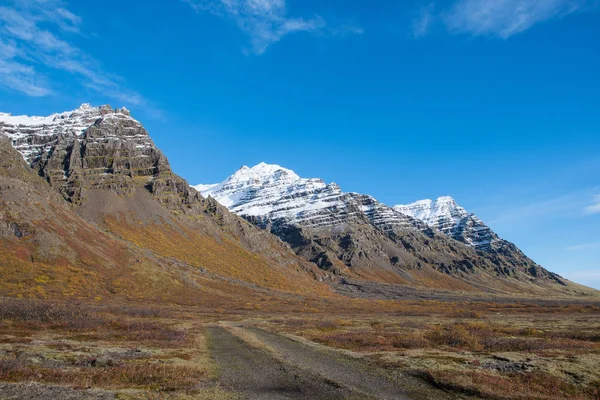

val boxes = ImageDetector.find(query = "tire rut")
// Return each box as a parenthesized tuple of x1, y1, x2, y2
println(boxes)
(247, 327, 414, 400)
(206, 326, 368, 400)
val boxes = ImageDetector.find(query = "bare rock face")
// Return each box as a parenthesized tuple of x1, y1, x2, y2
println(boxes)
(394, 196, 498, 251)
(1, 104, 105, 163)
(196, 163, 568, 292)
(35, 111, 170, 205)
(0, 135, 31, 177)
(0, 107, 333, 298)
(1, 105, 203, 212)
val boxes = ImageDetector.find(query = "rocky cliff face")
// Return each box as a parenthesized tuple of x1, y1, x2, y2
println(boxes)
(0, 106, 331, 297)
(1, 104, 123, 163)
(197, 163, 570, 293)
(1, 104, 201, 211)
(393, 197, 543, 276)
(394, 196, 499, 251)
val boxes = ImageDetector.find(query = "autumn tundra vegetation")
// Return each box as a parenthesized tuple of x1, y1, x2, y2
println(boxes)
(0, 108, 599, 399)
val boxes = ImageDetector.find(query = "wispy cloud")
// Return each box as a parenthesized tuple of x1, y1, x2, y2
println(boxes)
(412, 3, 435, 38)
(0, 0, 157, 115)
(413, 0, 591, 39)
(584, 193, 600, 215)
(0, 50, 51, 96)
(566, 242, 600, 251)
(485, 192, 583, 225)
(445, 0, 588, 38)
(182, 0, 362, 54)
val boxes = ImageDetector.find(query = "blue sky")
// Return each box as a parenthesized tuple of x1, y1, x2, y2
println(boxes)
(0, 0, 599, 289)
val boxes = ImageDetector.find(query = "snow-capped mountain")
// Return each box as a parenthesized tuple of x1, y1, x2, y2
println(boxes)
(1, 104, 170, 205)
(394, 197, 499, 251)
(195, 162, 418, 232)
(195, 163, 504, 251)
(195, 163, 560, 288)
(0, 104, 148, 165)
(0, 105, 577, 297)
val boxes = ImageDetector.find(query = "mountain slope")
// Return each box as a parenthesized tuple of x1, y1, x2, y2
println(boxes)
(2, 105, 593, 300)
(0, 106, 333, 300)
(196, 163, 584, 296)
(0, 135, 207, 302)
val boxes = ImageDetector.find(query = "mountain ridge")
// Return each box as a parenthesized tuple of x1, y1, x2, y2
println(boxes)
(1, 105, 594, 299)
(197, 163, 498, 252)
(394, 196, 500, 251)
(195, 162, 580, 296)
(0, 105, 335, 301)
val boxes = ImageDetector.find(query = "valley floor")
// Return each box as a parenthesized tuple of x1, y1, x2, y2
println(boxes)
(0, 297, 599, 399)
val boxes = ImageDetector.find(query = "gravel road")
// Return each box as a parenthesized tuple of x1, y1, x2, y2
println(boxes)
(206, 326, 368, 399)
(207, 326, 452, 400)
(248, 327, 412, 400)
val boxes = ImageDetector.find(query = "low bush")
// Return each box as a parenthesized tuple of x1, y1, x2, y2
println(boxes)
(0, 298, 102, 329)
(104, 305, 173, 319)
(422, 369, 596, 400)
(0, 357, 201, 390)
(107, 320, 186, 344)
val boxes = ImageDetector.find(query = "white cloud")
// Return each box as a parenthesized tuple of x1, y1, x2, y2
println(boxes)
(0, 38, 51, 96)
(443, 0, 588, 38)
(584, 194, 600, 215)
(413, 3, 435, 38)
(0, 58, 51, 97)
(566, 242, 600, 251)
(0, 0, 156, 115)
(485, 192, 583, 225)
(182, 0, 361, 54)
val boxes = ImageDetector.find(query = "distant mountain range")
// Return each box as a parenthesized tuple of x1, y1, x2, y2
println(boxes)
(0, 104, 595, 301)
(195, 165, 498, 251)
(195, 163, 574, 294)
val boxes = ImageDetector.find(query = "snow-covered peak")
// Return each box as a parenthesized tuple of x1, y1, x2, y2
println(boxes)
(195, 165, 503, 250)
(0, 113, 52, 127)
(395, 196, 498, 250)
(0, 104, 136, 163)
(193, 183, 218, 193)
(227, 163, 301, 186)
(437, 195, 458, 205)
(194, 163, 417, 232)
(0, 104, 110, 127)
(196, 163, 329, 215)
(395, 196, 467, 221)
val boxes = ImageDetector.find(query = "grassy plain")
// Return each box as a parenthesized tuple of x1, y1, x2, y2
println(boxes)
(0, 297, 599, 399)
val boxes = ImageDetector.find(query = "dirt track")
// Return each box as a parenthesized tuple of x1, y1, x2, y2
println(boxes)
(206, 326, 364, 399)
(207, 326, 455, 400)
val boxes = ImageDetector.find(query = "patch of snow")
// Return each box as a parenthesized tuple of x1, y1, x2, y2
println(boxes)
(394, 197, 499, 250)
(195, 164, 502, 251)
(193, 183, 218, 193)
(0, 104, 142, 164)
(193, 163, 417, 231)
